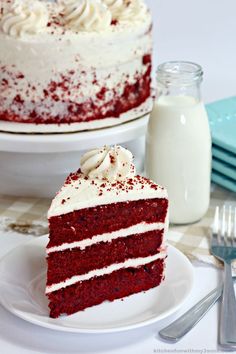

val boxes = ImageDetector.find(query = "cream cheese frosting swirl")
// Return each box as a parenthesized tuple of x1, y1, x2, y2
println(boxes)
(102, 0, 124, 19)
(80, 145, 136, 181)
(118, 0, 147, 22)
(62, 0, 112, 32)
(103, 0, 146, 22)
(0, 0, 49, 37)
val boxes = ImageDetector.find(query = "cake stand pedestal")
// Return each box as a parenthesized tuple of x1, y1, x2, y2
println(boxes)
(0, 116, 148, 197)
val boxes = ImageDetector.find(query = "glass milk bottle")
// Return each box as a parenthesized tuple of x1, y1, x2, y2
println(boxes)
(146, 61, 211, 224)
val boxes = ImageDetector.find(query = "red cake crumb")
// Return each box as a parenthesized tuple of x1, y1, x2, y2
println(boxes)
(13, 95, 24, 105)
(1, 79, 8, 86)
(110, 155, 115, 164)
(16, 73, 25, 79)
(142, 54, 151, 65)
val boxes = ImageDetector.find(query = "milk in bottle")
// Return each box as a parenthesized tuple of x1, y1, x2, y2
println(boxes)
(146, 62, 211, 224)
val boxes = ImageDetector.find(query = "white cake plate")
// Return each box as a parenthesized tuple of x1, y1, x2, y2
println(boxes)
(0, 236, 194, 334)
(0, 115, 149, 197)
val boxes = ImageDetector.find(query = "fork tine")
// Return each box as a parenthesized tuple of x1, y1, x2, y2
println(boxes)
(212, 206, 220, 247)
(234, 207, 236, 246)
(222, 205, 227, 245)
(213, 206, 219, 233)
(211, 231, 219, 247)
(227, 205, 232, 245)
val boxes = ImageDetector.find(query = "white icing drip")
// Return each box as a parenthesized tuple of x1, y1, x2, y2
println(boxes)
(61, 0, 112, 32)
(80, 145, 135, 181)
(0, 0, 49, 37)
(47, 222, 165, 253)
(46, 251, 166, 294)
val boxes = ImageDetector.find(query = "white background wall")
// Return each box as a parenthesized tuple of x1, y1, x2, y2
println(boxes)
(146, 0, 236, 103)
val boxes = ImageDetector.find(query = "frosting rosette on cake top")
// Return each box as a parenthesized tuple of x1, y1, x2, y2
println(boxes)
(0, 0, 49, 37)
(0, 0, 150, 37)
(103, 0, 147, 22)
(80, 145, 136, 181)
(102, 0, 124, 19)
(61, 0, 112, 31)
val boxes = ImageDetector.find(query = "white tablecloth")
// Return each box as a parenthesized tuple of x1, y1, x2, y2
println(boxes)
(0, 230, 222, 354)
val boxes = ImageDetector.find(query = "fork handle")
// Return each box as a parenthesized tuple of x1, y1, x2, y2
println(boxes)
(159, 286, 222, 342)
(220, 261, 236, 345)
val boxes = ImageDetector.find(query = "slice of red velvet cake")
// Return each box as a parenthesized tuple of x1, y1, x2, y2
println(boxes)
(46, 145, 168, 318)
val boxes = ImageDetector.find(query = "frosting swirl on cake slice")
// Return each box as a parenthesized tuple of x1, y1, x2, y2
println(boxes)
(80, 145, 135, 181)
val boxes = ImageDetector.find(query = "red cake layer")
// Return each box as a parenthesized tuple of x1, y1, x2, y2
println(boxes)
(47, 229, 164, 286)
(0, 55, 151, 124)
(47, 258, 165, 318)
(48, 198, 168, 248)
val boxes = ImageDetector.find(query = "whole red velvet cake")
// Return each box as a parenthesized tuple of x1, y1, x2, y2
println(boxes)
(46, 145, 168, 318)
(0, 0, 152, 132)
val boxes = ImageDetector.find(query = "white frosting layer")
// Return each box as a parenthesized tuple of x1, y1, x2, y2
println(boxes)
(80, 145, 135, 181)
(62, 0, 112, 32)
(47, 222, 164, 253)
(48, 172, 167, 218)
(46, 251, 166, 294)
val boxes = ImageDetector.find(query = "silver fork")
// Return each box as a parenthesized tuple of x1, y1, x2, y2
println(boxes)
(211, 205, 236, 347)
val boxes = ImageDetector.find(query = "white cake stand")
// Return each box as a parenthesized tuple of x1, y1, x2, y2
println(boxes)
(0, 115, 149, 197)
